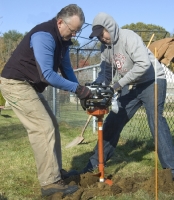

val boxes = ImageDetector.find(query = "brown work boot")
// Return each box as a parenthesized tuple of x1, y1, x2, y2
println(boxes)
(41, 179, 78, 197)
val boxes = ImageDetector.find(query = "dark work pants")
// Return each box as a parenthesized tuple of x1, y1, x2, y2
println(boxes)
(89, 79, 174, 173)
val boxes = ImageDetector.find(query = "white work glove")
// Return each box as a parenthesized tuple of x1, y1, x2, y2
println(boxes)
(111, 92, 119, 113)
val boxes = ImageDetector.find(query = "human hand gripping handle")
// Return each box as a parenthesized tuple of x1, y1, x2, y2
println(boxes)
(75, 85, 92, 110)
(113, 81, 121, 92)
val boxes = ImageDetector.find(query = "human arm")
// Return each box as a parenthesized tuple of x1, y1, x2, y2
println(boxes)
(30, 32, 78, 92)
(59, 48, 78, 83)
(117, 31, 151, 87)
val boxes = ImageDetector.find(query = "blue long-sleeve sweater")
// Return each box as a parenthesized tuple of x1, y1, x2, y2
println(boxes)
(30, 32, 78, 92)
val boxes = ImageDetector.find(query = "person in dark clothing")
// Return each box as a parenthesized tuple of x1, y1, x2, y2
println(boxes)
(0, 4, 92, 197)
(66, 12, 174, 180)
(82, 12, 174, 178)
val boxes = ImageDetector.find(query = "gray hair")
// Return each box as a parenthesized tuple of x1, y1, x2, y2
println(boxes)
(56, 4, 85, 24)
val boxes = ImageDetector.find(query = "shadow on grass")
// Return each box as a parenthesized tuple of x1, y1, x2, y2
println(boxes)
(0, 124, 26, 140)
(0, 114, 12, 118)
(110, 138, 155, 174)
(0, 194, 8, 200)
(68, 137, 163, 173)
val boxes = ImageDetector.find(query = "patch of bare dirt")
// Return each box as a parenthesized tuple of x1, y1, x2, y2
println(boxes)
(47, 169, 174, 200)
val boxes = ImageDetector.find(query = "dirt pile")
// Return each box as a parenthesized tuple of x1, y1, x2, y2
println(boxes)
(47, 169, 174, 200)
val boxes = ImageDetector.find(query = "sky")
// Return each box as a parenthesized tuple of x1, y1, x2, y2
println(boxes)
(1, 0, 174, 40)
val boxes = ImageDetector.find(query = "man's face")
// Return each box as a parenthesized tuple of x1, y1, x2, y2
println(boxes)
(57, 15, 82, 41)
(99, 30, 111, 45)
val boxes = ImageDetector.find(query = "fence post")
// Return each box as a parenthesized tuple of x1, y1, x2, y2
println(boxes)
(53, 87, 56, 116)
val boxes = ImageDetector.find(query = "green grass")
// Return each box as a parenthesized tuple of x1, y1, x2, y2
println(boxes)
(0, 109, 174, 199)
(0, 91, 5, 106)
(0, 110, 40, 200)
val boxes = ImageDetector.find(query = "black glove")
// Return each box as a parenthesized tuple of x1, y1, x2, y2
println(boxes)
(80, 99, 87, 110)
(75, 85, 92, 99)
(113, 81, 122, 92)
(75, 85, 92, 110)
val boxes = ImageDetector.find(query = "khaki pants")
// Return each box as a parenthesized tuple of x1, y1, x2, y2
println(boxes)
(0, 77, 62, 186)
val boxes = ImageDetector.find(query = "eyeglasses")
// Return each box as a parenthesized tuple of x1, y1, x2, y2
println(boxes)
(63, 20, 81, 34)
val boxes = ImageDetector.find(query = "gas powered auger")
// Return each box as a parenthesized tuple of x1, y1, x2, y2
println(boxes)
(85, 83, 114, 109)
(85, 83, 114, 186)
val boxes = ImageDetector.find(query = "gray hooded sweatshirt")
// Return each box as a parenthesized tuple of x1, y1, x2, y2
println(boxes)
(93, 12, 165, 87)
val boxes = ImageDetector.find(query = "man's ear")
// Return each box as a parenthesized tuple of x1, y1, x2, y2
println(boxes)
(57, 19, 63, 28)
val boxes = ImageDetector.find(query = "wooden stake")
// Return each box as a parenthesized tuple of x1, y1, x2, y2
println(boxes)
(147, 33, 155, 48)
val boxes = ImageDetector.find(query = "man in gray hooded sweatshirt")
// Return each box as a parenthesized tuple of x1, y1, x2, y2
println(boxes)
(79, 12, 174, 178)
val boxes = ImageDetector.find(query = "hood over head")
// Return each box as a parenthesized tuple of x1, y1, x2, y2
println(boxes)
(89, 12, 119, 44)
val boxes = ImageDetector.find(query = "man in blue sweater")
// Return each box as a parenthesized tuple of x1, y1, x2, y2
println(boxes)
(0, 4, 92, 197)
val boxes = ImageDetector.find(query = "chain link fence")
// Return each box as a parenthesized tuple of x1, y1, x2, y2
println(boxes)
(42, 64, 174, 141)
